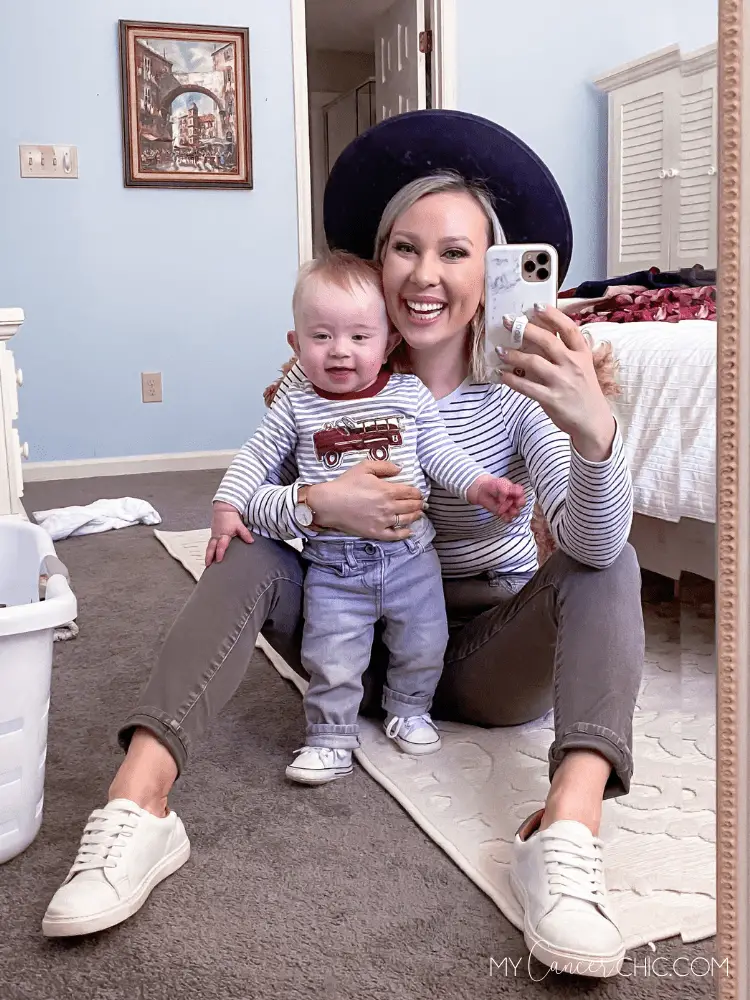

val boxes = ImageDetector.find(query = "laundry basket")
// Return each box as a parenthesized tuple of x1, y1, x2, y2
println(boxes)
(0, 518, 76, 864)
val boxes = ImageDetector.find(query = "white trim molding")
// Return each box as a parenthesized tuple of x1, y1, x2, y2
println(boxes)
(431, 0, 457, 109)
(682, 41, 719, 77)
(593, 43, 681, 92)
(23, 450, 236, 483)
(290, 0, 313, 265)
(0, 307, 25, 342)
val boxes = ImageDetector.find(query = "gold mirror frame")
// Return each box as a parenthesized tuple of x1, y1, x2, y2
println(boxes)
(717, 1, 750, 997)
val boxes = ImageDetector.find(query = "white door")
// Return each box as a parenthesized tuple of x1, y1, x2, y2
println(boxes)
(374, 0, 426, 122)
(673, 65, 718, 269)
(608, 68, 681, 274)
(309, 90, 340, 255)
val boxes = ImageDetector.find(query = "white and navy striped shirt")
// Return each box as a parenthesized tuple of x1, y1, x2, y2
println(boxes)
(214, 369, 489, 541)
(218, 364, 633, 577)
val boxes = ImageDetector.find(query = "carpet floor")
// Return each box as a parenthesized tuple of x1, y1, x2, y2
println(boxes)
(1, 470, 717, 1000)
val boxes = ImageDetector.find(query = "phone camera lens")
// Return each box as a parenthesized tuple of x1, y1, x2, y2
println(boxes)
(537, 267, 550, 281)
(536, 252, 550, 266)
(523, 260, 536, 274)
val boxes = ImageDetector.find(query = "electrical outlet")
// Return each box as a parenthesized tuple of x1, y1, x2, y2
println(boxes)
(19, 145, 78, 178)
(141, 372, 163, 403)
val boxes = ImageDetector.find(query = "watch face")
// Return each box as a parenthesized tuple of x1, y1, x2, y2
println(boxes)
(294, 502, 314, 527)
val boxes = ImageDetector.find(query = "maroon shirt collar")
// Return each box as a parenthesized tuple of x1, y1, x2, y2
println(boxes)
(312, 368, 391, 401)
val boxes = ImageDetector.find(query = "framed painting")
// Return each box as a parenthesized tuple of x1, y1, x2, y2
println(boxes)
(118, 20, 252, 189)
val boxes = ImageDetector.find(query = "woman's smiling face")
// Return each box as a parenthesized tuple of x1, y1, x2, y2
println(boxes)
(381, 189, 491, 353)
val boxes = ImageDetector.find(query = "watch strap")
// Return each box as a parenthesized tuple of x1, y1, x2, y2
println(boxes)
(295, 483, 322, 531)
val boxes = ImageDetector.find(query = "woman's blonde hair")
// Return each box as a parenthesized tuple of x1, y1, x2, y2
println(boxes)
(373, 171, 506, 381)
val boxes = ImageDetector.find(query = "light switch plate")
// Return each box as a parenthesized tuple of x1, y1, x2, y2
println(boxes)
(19, 145, 78, 178)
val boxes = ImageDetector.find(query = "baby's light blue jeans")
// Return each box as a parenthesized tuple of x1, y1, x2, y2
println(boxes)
(300, 519, 447, 749)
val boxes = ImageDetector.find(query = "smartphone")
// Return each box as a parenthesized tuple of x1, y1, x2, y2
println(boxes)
(484, 244, 559, 372)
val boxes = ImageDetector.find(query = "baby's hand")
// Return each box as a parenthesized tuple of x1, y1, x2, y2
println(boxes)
(206, 501, 254, 566)
(467, 475, 526, 523)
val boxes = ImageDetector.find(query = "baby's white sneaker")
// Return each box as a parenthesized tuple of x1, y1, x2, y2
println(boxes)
(285, 746, 353, 784)
(384, 713, 441, 755)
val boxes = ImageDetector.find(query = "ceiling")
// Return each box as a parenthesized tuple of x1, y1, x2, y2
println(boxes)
(305, 0, 396, 51)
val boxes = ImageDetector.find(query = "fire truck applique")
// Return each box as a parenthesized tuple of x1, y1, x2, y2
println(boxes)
(313, 416, 403, 468)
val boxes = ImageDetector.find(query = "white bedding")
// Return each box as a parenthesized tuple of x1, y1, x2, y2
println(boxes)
(585, 320, 716, 524)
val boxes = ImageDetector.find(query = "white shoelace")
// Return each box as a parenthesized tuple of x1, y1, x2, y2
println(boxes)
(541, 830, 606, 905)
(385, 714, 437, 740)
(292, 746, 346, 765)
(69, 806, 140, 874)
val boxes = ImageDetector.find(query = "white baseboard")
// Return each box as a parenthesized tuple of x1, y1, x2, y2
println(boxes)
(23, 449, 237, 483)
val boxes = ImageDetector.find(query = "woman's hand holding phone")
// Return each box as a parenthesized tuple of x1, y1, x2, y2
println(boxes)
(495, 306, 616, 462)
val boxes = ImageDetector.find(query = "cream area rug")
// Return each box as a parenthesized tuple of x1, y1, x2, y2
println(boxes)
(154, 528, 717, 949)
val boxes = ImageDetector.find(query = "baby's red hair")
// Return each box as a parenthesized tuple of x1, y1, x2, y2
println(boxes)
(292, 250, 383, 327)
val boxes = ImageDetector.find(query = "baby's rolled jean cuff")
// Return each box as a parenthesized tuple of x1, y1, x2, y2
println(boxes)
(381, 685, 432, 719)
(548, 723, 634, 800)
(306, 723, 361, 750)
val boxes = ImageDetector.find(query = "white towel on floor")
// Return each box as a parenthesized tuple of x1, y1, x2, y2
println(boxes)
(33, 497, 162, 541)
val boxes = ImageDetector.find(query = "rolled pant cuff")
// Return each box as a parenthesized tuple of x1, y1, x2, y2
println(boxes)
(548, 723, 634, 799)
(118, 708, 189, 778)
(306, 724, 360, 750)
(381, 685, 432, 718)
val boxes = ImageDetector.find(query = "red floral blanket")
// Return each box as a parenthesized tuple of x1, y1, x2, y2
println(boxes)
(567, 285, 716, 325)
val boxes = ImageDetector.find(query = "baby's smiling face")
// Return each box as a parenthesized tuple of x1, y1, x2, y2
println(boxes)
(289, 277, 398, 395)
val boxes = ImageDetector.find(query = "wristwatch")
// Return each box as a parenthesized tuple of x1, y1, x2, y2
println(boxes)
(293, 483, 318, 529)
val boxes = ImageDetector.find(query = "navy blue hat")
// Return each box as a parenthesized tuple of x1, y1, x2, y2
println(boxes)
(323, 109, 573, 284)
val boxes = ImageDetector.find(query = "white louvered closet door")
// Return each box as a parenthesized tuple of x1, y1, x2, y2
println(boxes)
(608, 69, 681, 273)
(673, 66, 718, 269)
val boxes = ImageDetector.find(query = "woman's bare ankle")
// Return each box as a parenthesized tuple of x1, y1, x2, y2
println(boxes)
(540, 749, 611, 835)
(540, 792, 602, 836)
(108, 786, 169, 818)
(107, 728, 178, 818)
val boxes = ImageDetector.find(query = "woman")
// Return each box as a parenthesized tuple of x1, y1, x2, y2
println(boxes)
(44, 111, 644, 978)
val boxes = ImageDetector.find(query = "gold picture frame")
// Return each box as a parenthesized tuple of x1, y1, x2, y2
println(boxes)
(717, 1, 750, 997)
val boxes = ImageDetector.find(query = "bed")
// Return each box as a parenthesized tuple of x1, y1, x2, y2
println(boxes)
(583, 318, 717, 581)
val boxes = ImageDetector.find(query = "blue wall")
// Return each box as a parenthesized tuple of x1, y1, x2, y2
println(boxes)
(0, 3, 299, 462)
(1, 3, 719, 462)
(456, 0, 718, 288)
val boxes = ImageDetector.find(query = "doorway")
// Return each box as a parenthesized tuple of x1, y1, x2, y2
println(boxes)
(291, 0, 457, 262)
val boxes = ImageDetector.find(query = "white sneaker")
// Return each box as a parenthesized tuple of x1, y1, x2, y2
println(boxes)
(510, 810, 625, 978)
(285, 746, 353, 785)
(384, 713, 441, 755)
(42, 798, 190, 937)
